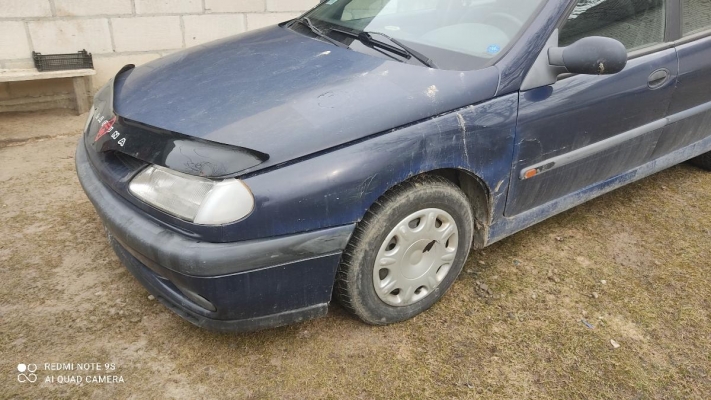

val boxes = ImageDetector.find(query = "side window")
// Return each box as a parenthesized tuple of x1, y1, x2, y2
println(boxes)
(682, 0, 711, 35)
(560, 0, 666, 50)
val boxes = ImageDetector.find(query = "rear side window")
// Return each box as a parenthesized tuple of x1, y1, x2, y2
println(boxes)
(560, 0, 666, 50)
(682, 0, 711, 35)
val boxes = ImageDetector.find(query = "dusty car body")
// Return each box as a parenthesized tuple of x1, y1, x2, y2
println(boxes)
(76, 0, 711, 331)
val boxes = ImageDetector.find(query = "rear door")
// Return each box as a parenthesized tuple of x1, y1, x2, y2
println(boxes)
(651, 0, 711, 157)
(505, 0, 678, 216)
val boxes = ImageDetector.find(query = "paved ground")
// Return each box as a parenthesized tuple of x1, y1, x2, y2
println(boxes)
(1, 109, 710, 399)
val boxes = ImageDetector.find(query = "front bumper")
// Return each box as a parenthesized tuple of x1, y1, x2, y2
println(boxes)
(76, 140, 355, 332)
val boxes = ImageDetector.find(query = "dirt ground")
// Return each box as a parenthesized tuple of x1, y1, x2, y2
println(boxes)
(1, 109, 710, 399)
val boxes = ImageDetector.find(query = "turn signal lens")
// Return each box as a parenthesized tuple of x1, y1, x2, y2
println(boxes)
(523, 169, 537, 179)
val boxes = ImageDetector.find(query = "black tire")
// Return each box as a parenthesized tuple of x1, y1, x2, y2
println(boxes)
(690, 151, 711, 171)
(334, 175, 474, 325)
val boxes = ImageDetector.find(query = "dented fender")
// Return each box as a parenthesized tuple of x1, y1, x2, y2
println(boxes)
(225, 94, 519, 242)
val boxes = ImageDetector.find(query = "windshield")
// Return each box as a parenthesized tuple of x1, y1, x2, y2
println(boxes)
(295, 0, 545, 70)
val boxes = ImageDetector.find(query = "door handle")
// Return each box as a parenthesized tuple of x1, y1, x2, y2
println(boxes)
(648, 68, 670, 89)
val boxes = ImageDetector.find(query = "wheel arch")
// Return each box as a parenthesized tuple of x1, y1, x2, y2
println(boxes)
(363, 168, 492, 249)
(425, 169, 491, 249)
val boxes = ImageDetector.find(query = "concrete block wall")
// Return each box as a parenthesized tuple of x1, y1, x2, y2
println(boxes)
(0, 0, 319, 109)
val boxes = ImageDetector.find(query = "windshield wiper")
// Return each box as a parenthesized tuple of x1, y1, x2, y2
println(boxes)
(290, 17, 349, 49)
(330, 28, 437, 68)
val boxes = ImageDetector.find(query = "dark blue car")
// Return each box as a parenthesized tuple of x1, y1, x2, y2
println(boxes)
(76, 0, 711, 331)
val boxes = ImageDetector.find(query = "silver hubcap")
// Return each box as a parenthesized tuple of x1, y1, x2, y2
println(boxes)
(373, 208, 459, 307)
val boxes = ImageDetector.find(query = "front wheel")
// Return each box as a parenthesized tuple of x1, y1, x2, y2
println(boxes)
(334, 175, 474, 325)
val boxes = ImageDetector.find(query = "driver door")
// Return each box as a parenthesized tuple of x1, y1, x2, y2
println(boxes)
(505, 0, 678, 216)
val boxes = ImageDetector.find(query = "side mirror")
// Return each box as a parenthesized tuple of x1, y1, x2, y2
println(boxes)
(548, 37, 627, 75)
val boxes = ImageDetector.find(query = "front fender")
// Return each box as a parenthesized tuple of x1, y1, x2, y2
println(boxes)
(226, 93, 519, 242)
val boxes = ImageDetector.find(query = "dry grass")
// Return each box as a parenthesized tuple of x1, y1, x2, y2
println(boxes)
(1, 110, 710, 399)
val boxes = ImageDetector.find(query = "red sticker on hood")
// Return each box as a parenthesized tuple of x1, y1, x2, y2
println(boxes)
(94, 117, 116, 142)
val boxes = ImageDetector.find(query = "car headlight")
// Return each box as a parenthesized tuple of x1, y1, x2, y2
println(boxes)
(129, 165, 254, 225)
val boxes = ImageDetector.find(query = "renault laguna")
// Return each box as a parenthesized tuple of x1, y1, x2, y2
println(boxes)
(76, 0, 711, 331)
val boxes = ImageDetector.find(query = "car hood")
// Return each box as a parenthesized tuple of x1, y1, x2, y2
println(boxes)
(113, 25, 500, 174)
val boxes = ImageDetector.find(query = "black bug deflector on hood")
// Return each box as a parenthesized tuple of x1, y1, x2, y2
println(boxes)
(87, 65, 268, 178)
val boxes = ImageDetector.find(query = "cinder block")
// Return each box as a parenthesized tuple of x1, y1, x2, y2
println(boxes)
(54, 0, 132, 17)
(266, 0, 318, 12)
(0, 22, 32, 60)
(2, 59, 36, 69)
(183, 14, 246, 47)
(246, 12, 300, 30)
(0, 0, 51, 18)
(92, 53, 162, 90)
(205, 0, 265, 13)
(28, 19, 113, 54)
(135, 0, 202, 14)
(159, 49, 181, 57)
(111, 17, 183, 52)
